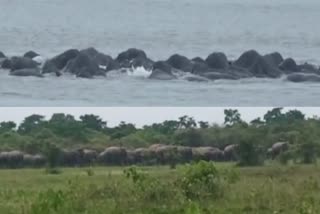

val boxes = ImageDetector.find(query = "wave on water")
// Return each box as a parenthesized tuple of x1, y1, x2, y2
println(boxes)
(126, 66, 151, 78)
(0, 66, 300, 83)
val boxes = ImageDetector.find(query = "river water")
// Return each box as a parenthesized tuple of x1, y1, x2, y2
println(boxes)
(0, 0, 320, 106)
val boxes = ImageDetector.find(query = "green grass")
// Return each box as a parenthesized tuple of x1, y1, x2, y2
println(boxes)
(0, 163, 319, 214)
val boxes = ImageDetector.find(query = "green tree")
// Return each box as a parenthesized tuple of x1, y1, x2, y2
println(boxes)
(178, 116, 197, 129)
(284, 109, 305, 122)
(298, 141, 319, 164)
(48, 113, 87, 141)
(237, 136, 264, 166)
(80, 114, 107, 131)
(263, 108, 284, 124)
(250, 117, 264, 127)
(0, 121, 16, 133)
(43, 143, 62, 169)
(224, 109, 242, 126)
(174, 128, 204, 147)
(143, 120, 179, 135)
(198, 121, 209, 129)
(109, 121, 137, 139)
(18, 114, 45, 134)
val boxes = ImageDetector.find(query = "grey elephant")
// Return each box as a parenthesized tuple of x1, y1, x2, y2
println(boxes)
(61, 149, 83, 166)
(0, 150, 24, 168)
(223, 144, 239, 161)
(151, 145, 178, 164)
(267, 142, 289, 159)
(192, 147, 224, 162)
(98, 147, 127, 165)
(23, 154, 46, 167)
(132, 148, 155, 164)
(81, 149, 98, 165)
(176, 146, 193, 163)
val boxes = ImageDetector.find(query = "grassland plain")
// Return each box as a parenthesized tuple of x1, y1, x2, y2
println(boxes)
(0, 162, 319, 214)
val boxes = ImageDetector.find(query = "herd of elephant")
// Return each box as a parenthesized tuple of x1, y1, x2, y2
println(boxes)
(0, 142, 288, 168)
(1, 48, 320, 82)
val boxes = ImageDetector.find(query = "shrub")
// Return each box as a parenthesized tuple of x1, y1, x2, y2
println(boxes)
(178, 161, 223, 200)
(85, 168, 95, 176)
(298, 141, 319, 164)
(30, 189, 67, 214)
(123, 167, 180, 203)
(278, 150, 293, 165)
(45, 167, 62, 175)
(43, 143, 62, 169)
(237, 139, 264, 166)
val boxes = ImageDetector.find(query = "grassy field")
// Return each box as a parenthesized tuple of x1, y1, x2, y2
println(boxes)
(0, 163, 319, 214)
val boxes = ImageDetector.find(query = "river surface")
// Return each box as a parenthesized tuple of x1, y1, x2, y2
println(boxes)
(0, 0, 320, 106)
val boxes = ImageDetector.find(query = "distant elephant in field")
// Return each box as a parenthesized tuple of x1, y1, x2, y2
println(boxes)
(0, 150, 24, 168)
(132, 148, 155, 164)
(176, 146, 193, 163)
(267, 142, 289, 159)
(61, 149, 83, 166)
(192, 147, 224, 162)
(223, 144, 239, 161)
(152, 145, 178, 164)
(98, 147, 127, 165)
(23, 154, 46, 167)
(126, 150, 137, 165)
(81, 149, 98, 165)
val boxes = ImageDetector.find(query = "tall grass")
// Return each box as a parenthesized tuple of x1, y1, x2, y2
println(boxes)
(0, 163, 319, 214)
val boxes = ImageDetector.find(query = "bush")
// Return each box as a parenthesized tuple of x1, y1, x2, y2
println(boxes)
(237, 139, 264, 166)
(45, 168, 62, 175)
(123, 167, 180, 203)
(278, 150, 293, 165)
(44, 143, 62, 169)
(178, 161, 223, 200)
(174, 128, 204, 147)
(85, 168, 95, 176)
(298, 141, 319, 164)
(30, 189, 67, 214)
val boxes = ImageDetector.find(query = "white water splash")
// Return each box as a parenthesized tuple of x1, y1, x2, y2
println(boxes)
(32, 56, 45, 65)
(126, 66, 151, 78)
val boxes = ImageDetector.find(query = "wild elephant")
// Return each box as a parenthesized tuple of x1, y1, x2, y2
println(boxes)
(98, 147, 127, 165)
(23, 154, 46, 167)
(152, 145, 178, 165)
(126, 150, 137, 165)
(0, 150, 24, 168)
(81, 149, 98, 165)
(223, 144, 239, 161)
(176, 146, 193, 163)
(148, 144, 165, 151)
(192, 147, 224, 162)
(61, 149, 83, 167)
(267, 142, 289, 159)
(132, 148, 155, 164)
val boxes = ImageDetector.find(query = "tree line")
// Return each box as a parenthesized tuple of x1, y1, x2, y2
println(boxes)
(0, 108, 319, 167)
